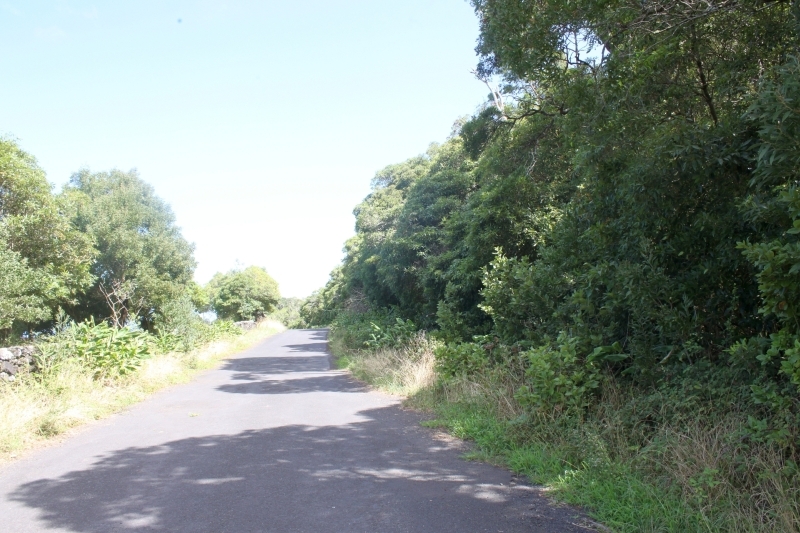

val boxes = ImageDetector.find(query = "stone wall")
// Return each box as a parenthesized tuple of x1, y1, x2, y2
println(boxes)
(234, 320, 256, 331)
(0, 346, 37, 382)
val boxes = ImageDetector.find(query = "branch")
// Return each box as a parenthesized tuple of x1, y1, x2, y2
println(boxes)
(473, 69, 507, 119)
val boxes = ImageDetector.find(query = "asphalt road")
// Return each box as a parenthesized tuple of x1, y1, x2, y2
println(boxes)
(0, 329, 591, 532)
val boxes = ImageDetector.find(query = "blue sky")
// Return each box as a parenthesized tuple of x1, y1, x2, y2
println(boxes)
(0, 1, 488, 297)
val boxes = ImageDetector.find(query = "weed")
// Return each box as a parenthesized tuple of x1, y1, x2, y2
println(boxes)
(0, 319, 284, 462)
(329, 319, 800, 533)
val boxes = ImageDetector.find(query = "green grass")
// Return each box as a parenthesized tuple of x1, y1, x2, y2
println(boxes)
(330, 327, 800, 533)
(412, 399, 706, 533)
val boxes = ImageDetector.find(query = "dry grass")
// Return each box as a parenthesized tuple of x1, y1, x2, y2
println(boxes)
(328, 324, 800, 531)
(440, 368, 526, 420)
(334, 332, 437, 396)
(438, 370, 800, 533)
(0, 319, 285, 464)
(652, 419, 800, 532)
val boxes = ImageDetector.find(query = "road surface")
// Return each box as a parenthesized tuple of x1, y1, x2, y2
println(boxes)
(0, 329, 591, 532)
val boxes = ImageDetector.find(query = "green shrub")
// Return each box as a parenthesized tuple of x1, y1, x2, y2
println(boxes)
(72, 320, 152, 378)
(435, 341, 491, 377)
(516, 333, 602, 416)
(267, 297, 306, 328)
(206, 266, 280, 321)
(207, 319, 243, 339)
(365, 317, 417, 349)
(329, 310, 399, 351)
(153, 294, 210, 353)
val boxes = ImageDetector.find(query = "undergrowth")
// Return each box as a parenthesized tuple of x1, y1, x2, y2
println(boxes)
(329, 316, 800, 533)
(0, 319, 284, 462)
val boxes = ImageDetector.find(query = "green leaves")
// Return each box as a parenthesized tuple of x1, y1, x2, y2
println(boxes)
(516, 333, 602, 415)
(0, 139, 95, 337)
(64, 169, 196, 327)
(207, 266, 280, 322)
(309, 0, 800, 451)
(0, 246, 49, 331)
(71, 320, 152, 378)
(587, 342, 628, 364)
(365, 318, 418, 350)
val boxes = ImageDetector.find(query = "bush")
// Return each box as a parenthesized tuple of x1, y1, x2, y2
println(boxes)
(365, 317, 417, 349)
(329, 310, 400, 351)
(207, 266, 280, 321)
(267, 297, 306, 329)
(70, 320, 152, 378)
(435, 341, 491, 377)
(152, 294, 209, 353)
(516, 333, 602, 416)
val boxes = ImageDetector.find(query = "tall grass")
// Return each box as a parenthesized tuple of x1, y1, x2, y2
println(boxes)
(329, 326, 800, 533)
(332, 332, 437, 395)
(0, 319, 284, 463)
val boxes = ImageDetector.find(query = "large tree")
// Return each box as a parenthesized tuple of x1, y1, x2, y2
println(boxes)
(0, 139, 94, 338)
(207, 266, 280, 321)
(63, 169, 196, 327)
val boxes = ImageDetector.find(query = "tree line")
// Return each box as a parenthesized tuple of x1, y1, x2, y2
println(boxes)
(0, 139, 281, 344)
(304, 0, 800, 449)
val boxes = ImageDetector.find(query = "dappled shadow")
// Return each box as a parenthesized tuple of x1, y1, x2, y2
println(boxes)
(217, 374, 369, 395)
(8, 406, 588, 533)
(213, 328, 365, 395)
(281, 342, 330, 354)
(293, 328, 328, 342)
(221, 356, 329, 376)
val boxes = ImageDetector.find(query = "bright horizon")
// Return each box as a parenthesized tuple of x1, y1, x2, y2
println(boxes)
(0, 1, 488, 298)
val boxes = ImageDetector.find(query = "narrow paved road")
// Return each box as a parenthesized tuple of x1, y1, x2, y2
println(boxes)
(0, 329, 589, 532)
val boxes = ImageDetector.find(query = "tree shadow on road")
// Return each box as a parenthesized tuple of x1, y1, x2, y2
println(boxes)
(222, 356, 329, 376)
(281, 342, 330, 354)
(217, 374, 369, 395)
(9, 405, 588, 533)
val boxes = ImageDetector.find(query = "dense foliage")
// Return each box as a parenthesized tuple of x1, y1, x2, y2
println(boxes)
(207, 266, 280, 321)
(0, 140, 95, 337)
(308, 0, 800, 454)
(0, 141, 283, 375)
(64, 169, 197, 329)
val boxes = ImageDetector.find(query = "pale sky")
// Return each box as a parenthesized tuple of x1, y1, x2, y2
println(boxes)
(0, 1, 488, 297)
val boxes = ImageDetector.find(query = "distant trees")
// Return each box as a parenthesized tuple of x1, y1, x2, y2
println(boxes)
(207, 266, 280, 321)
(0, 137, 286, 340)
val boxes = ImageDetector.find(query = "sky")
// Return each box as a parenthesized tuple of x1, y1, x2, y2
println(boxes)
(0, 0, 488, 298)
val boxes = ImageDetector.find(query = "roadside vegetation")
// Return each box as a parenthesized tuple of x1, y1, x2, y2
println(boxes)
(0, 138, 292, 460)
(0, 319, 284, 463)
(326, 313, 798, 533)
(303, 2, 800, 531)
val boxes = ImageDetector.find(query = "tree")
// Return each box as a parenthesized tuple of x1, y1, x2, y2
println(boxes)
(0, 139, 95, 338)
(0, 247, 46, 333)
(207, 266, 280, 321)
(63, 169, 196, 327)
(314, 0, 800, 378)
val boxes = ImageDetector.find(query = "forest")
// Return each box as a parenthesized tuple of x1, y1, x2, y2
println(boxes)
(301, 1, 800, 530)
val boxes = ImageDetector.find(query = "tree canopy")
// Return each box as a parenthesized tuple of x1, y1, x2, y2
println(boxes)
(308, 0, 800, 446)
(63, 169, 196, 327)
(207, 266, 280, 322)
(0, 139, 95, 336)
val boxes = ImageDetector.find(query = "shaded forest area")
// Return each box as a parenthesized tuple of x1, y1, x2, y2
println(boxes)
(303, 1, 800, 530)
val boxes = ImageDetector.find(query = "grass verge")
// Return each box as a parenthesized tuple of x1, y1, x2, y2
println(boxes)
(0, 319, 285, 464)
(330, 329, 800, 533)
